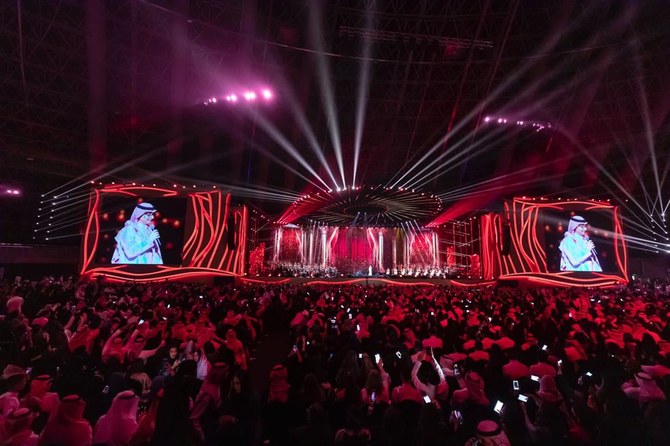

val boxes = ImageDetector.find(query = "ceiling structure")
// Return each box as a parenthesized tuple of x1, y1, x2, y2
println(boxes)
(1, 1, 670, 247)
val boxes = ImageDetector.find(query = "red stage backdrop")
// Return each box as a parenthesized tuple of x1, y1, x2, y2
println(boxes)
(481, 198, 628, 287)
(81, 185, 247, 281)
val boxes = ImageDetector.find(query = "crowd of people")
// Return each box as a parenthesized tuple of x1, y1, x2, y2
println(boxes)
(1, 275, 670, 445)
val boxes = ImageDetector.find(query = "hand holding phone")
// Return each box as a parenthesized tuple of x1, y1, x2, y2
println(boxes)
(423, 395, 431, 403)
(518, 394, 528, 403)
(494, 400, 503, 414)
(513, 380, 519, 390)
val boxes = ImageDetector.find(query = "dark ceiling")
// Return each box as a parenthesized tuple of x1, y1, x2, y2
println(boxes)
(1, 1, 669, 245)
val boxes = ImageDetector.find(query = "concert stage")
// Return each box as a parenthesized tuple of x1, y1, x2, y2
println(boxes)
(71, 185, 629, 288)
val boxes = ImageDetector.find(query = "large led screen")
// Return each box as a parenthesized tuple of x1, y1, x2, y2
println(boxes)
(480, 198, 627, 286)
(81, 185, 247, 281)
(94, 196, 187, 266)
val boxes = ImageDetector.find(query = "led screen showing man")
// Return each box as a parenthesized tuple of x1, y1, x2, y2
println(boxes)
(111, 202, 162, 264)
(558, 215, 602, 272)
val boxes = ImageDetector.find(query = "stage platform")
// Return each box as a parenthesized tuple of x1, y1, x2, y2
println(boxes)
(238, 276, 496, 287)
(238, 272, 626, 288)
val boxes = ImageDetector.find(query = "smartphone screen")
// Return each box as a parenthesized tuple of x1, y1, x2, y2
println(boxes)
(423, 395, 431, 403)
(371, 392, 376, 402)
(513, 380, 519, 390)
(375, 354, 380, 363)
(395, 351, 402, 359)
(494, 400, 503, 414)
(518, 394, 528, 403)
(358, 353, 363, 359)
(531, 375, 540, 382)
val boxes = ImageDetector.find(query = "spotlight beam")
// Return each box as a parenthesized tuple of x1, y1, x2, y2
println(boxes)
(352, 4, 374, 188)
(269, 56, 341, 189)
(308, 1, 346, 187)
(403, 40, 626, 190)
(434, 157, 572, 200)
(632, 38, 665, 216)
(388, 3, 637, 189)
(556, 127, 659, 231)
(43, 142, 177, 197)
(245, 111, 331, 191)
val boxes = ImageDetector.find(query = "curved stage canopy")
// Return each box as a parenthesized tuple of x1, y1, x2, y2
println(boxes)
(277, 185, 442, 227)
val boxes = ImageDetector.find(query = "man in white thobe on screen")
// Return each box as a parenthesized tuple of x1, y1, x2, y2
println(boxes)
(111, 202, 163, 264)
(559, 215, 601, 272)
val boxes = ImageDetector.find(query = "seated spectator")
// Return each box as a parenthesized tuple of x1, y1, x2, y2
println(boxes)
(0, 365, 27, 419)
(411, 355, 445, 401)
(37, 395, 92, 446)
(93, 390, 139, 446)
(292, 403, 333, 446)
(529, 350, 557, 378)
(622, 372, 666, 404)
(415, 403, 448, 446)
(452, 371, 489, 407)
(2, 407, 38, 446)
(502, 349, 530, 380)
(334, 407, 371, 445)
(392, 366, 422, 404)
(194, 348, 210, 381)
(128, 389, 163, 446)
(224, 329, 248, 371)
(465, 420, 511, 446)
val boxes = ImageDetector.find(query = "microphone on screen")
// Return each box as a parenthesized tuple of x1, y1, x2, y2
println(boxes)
(585, 233, 596, 255)
(150, 223, 161, 247)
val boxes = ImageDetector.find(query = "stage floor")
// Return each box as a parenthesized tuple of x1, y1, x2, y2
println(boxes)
(239, 276, 495, 287)
(238, 272, 626, 288)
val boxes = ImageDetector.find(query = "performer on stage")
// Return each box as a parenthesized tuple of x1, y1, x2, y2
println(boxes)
(559, 215, 601, 272)
(111, 202, 163, 264)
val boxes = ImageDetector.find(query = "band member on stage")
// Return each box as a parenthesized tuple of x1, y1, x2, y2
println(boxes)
(559, 215, 601, 272)
(111, 202, 163, 264)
